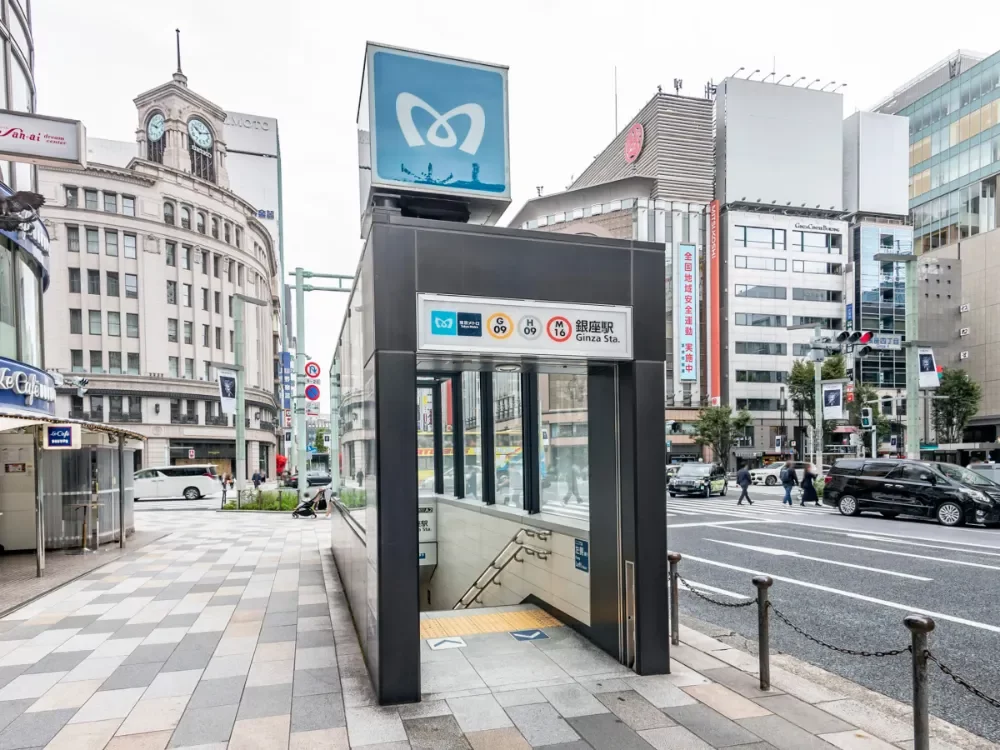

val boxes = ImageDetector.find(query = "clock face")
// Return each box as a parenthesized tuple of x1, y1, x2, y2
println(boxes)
(188, 118, 213, 150)
(147, 113, 165, 142)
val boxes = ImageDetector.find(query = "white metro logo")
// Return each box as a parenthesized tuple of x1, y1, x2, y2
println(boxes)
(395, 92, 485, 155)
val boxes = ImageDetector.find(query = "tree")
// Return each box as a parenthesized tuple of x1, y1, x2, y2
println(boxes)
(314, 428, 329, 454)
(932, 369, 981, 444)
(694, 405, 753, 466)
(787, 354, 846, 426)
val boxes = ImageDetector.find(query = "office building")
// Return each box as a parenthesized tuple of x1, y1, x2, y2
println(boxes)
(38, 66, 281, 476)
(506, 89, 714, 462)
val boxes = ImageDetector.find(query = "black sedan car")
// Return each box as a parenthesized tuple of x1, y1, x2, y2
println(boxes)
(669, 462, 728, 498)
(286, 470, 332, 488)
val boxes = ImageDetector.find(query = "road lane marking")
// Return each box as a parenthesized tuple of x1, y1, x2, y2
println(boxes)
(779, 520, 1000, 552)
(719, 527, 1000, 571)
(679, 579, 750, 600)
(703, 539, 933, 581)
(844, 533, 1000, 557)
(680, 554, 1000, 634)
(669, 520, 777, 529)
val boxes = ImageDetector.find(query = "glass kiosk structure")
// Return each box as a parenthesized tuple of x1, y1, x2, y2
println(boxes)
(330, 209, 669, 704)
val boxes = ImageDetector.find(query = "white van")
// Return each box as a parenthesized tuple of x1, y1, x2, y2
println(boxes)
(134, 465, 219, 501)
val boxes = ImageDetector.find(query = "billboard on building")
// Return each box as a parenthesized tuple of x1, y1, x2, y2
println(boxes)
(0, 110, 86, 168)
(843, 111, 908, 217)
(675, 244, 699, 382)
(225, 111, 278, 157)
(707, 200, 720, 400)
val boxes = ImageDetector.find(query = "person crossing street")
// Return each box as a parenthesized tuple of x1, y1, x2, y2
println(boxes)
(736, 463, 753, 505)
(781, 459, 798, 506)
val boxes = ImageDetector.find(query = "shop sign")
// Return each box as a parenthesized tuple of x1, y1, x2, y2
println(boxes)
(417, 294, 632, 360)
(0, 110, 86, 168)
(44, 424, 79, 450)
(674, 244, 699, 382)
(0, 357, 56, 416)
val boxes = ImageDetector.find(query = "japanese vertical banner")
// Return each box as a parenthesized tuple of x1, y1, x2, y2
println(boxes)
(708, 200, 720, 400)
(675, 243, 699, 382)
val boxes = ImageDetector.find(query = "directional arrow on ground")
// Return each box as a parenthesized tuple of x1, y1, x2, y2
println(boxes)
(509, 629, 549, 641)
(427, 637, 466, 651)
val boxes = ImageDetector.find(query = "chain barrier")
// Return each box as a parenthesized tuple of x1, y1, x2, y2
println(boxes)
(769, 603, 911, 658)
(676, 573, 757, 609)
(925, 650, 1000, 709)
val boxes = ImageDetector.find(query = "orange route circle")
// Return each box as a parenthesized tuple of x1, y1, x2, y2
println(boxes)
(487, 313, 513, 339)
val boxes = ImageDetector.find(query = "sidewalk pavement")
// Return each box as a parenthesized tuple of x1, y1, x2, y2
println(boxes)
(0, 510, 990, 749)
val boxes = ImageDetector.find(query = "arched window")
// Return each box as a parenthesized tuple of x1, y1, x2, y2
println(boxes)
(181, 207, 191, 230)
(196, 212, 206, 234)
(224, 223, 231, 244)
(187, 117, 216, 183)
(146, 111, 166, 163)
(211, 218, 219, 239)
(235, 226, 242, 248)
(163, 202, 175, 226)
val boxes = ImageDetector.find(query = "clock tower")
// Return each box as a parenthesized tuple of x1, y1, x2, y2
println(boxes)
(133, 61, 230, 188)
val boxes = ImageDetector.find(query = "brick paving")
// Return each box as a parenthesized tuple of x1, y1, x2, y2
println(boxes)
(0, 510, 982, 749)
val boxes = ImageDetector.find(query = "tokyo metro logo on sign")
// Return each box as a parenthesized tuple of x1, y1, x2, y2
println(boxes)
(396, 93, 485, 155)
(431, 311, 457, 335)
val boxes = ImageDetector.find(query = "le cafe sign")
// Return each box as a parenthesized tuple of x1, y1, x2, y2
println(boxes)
(0, 366, 56, 407)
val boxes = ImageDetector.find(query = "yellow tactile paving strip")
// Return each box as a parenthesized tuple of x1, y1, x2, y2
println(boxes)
(420, 609, 563, 639)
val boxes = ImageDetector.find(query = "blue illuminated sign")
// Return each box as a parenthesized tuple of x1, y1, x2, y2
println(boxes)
(46, 425, 73, 448)
(280, 351, 292, 410)
(0, 357, 55, 416)
(368, 45, 509, 200)
(430, 311, 457, 336)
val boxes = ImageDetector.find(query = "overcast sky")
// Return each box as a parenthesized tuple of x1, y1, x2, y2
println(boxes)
(33, 0, 999, 410)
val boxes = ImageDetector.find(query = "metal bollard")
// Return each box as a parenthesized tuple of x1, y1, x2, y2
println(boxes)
(904, 615, 935, 750)
(667, 552, 681, 646)
(752, 576, 773, 690)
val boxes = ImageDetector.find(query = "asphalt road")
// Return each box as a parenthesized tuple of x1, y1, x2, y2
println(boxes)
(668, 482, 1000, 743)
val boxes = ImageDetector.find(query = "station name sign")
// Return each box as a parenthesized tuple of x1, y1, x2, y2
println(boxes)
(417, 294, 632, 360)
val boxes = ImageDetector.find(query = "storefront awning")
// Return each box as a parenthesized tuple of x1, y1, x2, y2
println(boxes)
(0, 411, 146, 441)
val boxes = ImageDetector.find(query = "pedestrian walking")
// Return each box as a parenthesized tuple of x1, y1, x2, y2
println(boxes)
(800, 464, 820, 506)
(736, 463, 753, 505)
(563, 461, 582, 504)
(220, 473, 228, 505)
(252, 470, 262, 495)
(780, 459, 798, 506)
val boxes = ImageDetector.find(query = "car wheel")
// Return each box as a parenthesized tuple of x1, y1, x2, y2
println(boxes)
(936, 502, 965, 527)
(721, 484, 728, 496)
(704, 486, 711, 498)
(880, 512, 899, 519)
(183, 487, 200, 501)
(765, 476, 777, 486)
(669, 492, 676, 498)
(838, 495, 861, 516)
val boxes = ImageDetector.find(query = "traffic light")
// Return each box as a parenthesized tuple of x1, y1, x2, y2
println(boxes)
(860, 407, 873, 429)
(832, 331, 874, 350)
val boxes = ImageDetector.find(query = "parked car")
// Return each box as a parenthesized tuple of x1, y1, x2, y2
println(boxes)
(669, 462, 728, 498)
(134, 465, 218, 501)
(287, 470, 332, 488)
(822, 458, 1000, 527)
(751, 462, 830, 486)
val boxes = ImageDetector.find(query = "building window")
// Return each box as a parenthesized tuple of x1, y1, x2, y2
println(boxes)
(71, 350, 84, 372)
(202, 324, 210, 346)
(792, 260, 842, 275)
(168, 356, 179, 378)
(196, 212, 206, 234)
(125, 273, 138, 299)
(182, 284, 192, 307)
(215, 326, 222, 349)
(229, 330, 234, 352)
(235, 227, 242, 248)
(90, 350, 103, 373)
(792, 316, 842, 329)
(793, 288, 843, 302)
(183, 321, 192, 344)
(84, 189, 98, 210)
(103, 192, 117, 213)
(86, 228, 99, 254)
(202, 288, 209, 311)
(736, 398, 781, 411)
(734, 284, 786, 299)
(126, 313, 139, 338)
(67, 225, 80, 252)
(793, 343, 811, 356)
(129, 396, 141, 418)
(228, 295, 233, 316)
(124, 234, 137, 259)
(211, 217, 219, 239)
(792, 231, 843, 254)
(108, 311, 120, 336)
(735, 225, 786, 250)
(88, 310, 101, 335)
(736, 370, 787, 383)
(735, 341, 786, 355)
(184, 358, 194, 379)
(65, 187, 78, 207)
(214, 291, 220, 314)
(103, 230, 118, 257)
(213, 254, 220, 278)
(227, 260, 234, 282)
(237, 264, 244, 287)
(201, 250, 209, 275)
(181, 207, 191, 230)
(127, 353, 139, 375)
(224, 223, 231, 244)
(69, 268, 81, 293)
(182, 245, 191, 269)
(87, 270, 100, 295)
(164, 202, 175, 225)
(166, 280, 177, 304)
(106, 272, 119, 296)
(734, 313, 786, 327)
(123, 196, 135, 217)
(69, 308, 82, 334)
(168, 318, 178, 342)
(734, 256, 786, 271)
(165, 242, 176, 266)
(204, 361, 212, 379)
(109, 352, 122, 374)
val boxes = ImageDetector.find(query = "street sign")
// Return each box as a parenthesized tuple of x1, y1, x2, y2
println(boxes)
(44, 424, 79, 450)
(304, 361, 321, 378)
(306, 401, 319, 417)
(305, 384, 320, 401)
(574, 539, 589, 573)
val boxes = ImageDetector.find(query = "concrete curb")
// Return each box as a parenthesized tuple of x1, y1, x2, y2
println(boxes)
(679, 614, 996, 750)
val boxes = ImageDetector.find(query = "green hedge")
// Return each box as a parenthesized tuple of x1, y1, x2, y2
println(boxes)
(223, 489, 298, 512)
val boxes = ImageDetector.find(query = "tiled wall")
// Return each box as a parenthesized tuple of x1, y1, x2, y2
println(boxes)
(426, 499, 590, 625)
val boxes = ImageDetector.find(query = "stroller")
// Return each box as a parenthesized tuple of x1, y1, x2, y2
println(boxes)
(292, 488, 328, 519)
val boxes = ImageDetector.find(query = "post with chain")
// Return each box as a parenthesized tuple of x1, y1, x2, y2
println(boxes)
(904, 615, 934, 750)
(752, 576, 773, 690)
(667, 552, 681, 646)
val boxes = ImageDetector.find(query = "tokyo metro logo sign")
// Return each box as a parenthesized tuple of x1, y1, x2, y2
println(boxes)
(396, 93, 485, 155)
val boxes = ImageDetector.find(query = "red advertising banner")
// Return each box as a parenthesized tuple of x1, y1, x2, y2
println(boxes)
(708, 200, 721, 403)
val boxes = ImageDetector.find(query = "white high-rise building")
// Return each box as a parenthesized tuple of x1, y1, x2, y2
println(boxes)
(38, 68, 281, 476)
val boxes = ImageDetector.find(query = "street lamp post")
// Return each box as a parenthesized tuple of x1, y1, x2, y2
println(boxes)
(779, 385, 786, 453)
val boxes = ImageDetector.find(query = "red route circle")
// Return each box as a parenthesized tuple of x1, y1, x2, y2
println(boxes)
(546, 316, 572, 342)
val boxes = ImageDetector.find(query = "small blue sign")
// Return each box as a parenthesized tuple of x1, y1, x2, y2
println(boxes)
(846, 302, 854, 330)
(431, 311, 457, 336)
(45, 425, 73, 448)
(510, 629, 549, 642)
(457, 312, 482, 337)
(574, 539, 589, 573)
(0, 357, 56, 416)
(369, 45, 509, 199)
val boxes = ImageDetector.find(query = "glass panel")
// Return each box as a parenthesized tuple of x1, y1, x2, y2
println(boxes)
(493, 373, 523, 508)
(462, 373, 482, 499)
(17, 256, 41, 367)
(0, 243, 14, 358)
(417, 388, 434, 494)
(9, 57, 30, 113)
(540, 374, 589, 519)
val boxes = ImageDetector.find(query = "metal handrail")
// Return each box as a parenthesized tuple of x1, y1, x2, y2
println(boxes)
(453, 528, 551, 610)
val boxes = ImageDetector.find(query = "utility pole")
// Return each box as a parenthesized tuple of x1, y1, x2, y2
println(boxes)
(904, 257, 920, 459)
(813, 325, 823, 467)
(290, 268, 354, 506)
(231, 293, 267, 492)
